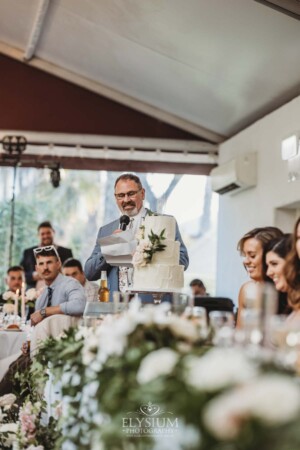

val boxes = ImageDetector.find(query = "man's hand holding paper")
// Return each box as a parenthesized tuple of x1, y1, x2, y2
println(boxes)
(99, 229, 137, 267)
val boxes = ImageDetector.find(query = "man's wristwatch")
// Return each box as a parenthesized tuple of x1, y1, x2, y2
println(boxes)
(40, 308, 47, 319)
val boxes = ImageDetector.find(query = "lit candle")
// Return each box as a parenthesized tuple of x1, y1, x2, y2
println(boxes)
(21, 282, 26, 319)
(15, 289, 19, 316)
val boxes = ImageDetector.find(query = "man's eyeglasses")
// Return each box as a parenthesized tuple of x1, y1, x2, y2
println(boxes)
(114, 189, 142, 200)
(34, 245, 60, 259)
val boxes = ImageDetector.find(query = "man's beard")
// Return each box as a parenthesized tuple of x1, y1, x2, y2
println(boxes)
(41, 240, 53, 246)
(120, 202, 139, 217)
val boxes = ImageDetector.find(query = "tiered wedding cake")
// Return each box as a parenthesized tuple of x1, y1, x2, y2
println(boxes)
(133, 215, 184, 290)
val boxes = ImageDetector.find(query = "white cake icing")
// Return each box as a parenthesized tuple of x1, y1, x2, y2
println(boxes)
(133, 215, 184, 291)
(134, 265, 184, 290)
(144, 215, 175, 240)
(151, 240, 179, 264)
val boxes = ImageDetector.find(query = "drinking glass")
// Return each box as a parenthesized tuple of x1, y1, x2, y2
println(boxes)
(172, 293, 189, 315)
(209, 311, 234, 346)
(239, 309, 263, 346)
(113, 291, 130, 312)
(269, 315, 300, 367)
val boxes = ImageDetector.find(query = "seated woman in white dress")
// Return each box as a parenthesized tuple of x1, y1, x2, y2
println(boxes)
(236, 226, 283, 327)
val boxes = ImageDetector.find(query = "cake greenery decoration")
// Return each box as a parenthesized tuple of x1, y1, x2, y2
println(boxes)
(133, 227, 166, 267)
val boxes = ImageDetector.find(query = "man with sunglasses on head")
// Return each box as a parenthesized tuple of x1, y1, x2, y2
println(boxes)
(84, 173, 189, 303)
(30, 246, 86, 326)
(20, 221, 73, 289)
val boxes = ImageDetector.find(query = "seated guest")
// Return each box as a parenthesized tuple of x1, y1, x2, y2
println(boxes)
(30, 246, 86, 326)
(265, 235, 292, 315)
(236, 226, 283, 327)
(20, 221, 73, 289)
(284, 217, 300, 323)
(0, 249, 85, 395)
(0, 265, 24, 306)
(190, 278, 209, 296)
(62, 258, 98, 302)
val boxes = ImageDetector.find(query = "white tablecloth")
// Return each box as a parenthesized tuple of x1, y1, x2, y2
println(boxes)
(0, 330, 27, 359)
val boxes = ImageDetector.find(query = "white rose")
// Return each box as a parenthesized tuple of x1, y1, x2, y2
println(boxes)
(246, 374, 300, 424)
(132, 250, 145, 267)
(0, 423, 18, 446)
(184, 348, 257, 392)
(139, 239, 151, 251)
(25, 288, 38, 301)
(168, 316, 199, 342)
(203, 374, 300, 440)
(3, 303, 15, 314)
(203, 388, 245, 439)
(2, 291, 16, 301)
(137, 348, 179, 384)
(0, 393, 16, 407)
(26, 446, 44, 450)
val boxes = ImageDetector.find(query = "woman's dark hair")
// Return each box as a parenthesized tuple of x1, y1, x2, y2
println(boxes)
(264, 234, 292, 260)
(284, 217, 300, 308)
(264, 234, 293, 315)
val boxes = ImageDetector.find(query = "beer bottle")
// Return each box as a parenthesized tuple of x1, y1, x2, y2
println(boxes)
(98, 271, 110, 302)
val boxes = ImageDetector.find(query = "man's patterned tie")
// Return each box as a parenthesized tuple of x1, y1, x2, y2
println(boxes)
(46, 286, 53, 307)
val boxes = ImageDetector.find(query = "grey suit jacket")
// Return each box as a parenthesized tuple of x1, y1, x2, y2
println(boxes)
(84, 210, 189, 302)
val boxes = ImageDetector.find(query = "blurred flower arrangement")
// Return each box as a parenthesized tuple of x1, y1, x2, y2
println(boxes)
(0, 348, 60, 449)
(2, 289, 40, 315)
(30, 300, 300, 450)
(0, 394, 18, 448)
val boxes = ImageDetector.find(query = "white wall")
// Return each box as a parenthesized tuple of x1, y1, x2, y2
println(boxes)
(216, 95, 300, 304)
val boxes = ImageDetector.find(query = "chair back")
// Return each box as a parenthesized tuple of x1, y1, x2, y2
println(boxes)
(194, 296, 234, 321)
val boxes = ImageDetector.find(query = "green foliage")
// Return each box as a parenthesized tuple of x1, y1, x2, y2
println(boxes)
(144, 228, 167, 263)
(0, 168, 102, 292)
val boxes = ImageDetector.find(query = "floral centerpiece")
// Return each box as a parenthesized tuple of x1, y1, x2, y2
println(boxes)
(2, 289, 40, 316)
(29, 300, 300, 450)
(0, 355, 60, 450)
(0, 394, 18, 449)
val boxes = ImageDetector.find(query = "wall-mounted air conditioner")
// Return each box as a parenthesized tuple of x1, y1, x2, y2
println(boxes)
(210, 152, 257, 195)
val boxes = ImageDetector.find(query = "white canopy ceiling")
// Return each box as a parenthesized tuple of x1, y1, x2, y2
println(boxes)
(0, 0, 300, 142)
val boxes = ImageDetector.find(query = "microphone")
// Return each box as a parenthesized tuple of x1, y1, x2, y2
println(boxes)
(119, 215, 130, 231)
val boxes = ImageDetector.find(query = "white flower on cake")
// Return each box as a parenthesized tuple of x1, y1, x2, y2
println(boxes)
(137, 348, 179, 384)
(132, 240, 151, 267)
(133, 215, 184, 291)
(203, 374, 300, 440)
(133, 226, 166, 267)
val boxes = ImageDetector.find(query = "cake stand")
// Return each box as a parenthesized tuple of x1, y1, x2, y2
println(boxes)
(127, 288, 182, 304)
